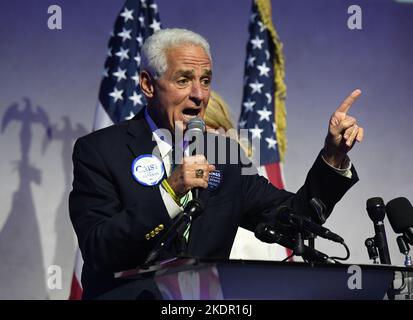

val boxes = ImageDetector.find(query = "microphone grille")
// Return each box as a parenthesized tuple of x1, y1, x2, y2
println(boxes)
(186, 117, 205, 133)
(366, 197, 385, 209)
(366, 197, 386, 222)
(386, 197, 413, 233)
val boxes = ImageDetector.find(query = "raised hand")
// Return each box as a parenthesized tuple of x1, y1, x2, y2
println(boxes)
(323, 89, 364, 168)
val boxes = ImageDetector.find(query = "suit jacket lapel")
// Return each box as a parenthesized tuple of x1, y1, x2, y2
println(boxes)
(127, 110, 211, 213)
(126, 109, 160, 158)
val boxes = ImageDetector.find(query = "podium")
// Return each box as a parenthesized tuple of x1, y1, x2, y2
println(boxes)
(98, 258, 411, 300)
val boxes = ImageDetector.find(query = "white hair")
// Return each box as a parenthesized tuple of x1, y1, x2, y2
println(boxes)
(141, 28, 212, 79)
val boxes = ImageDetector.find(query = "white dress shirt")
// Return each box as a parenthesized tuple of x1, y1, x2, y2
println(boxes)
(145, 108, 188, 219)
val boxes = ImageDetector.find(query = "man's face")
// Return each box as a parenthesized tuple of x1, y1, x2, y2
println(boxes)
(150, 45, 212, 132)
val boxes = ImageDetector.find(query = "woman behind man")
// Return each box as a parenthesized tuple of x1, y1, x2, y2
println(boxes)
(205, 91, 289, 261)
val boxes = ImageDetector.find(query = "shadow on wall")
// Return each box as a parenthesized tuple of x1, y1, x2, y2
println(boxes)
(0, 98, 88, 299)
(0, 98, 51, 299)
(45, 116, 87, 299)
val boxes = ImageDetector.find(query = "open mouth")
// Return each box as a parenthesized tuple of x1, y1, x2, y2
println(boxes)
(182, 107, 201, 121)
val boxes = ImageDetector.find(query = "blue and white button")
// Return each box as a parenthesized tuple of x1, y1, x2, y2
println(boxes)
(131, 154, 165, 186)
(208, 170, 222, 190)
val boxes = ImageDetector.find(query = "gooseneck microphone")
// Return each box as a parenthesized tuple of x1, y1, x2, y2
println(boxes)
(366, 197, 392, 265)
(185, 117, 206, 200)
(276, 205, 344, 243)
(254, 223, 335, 264)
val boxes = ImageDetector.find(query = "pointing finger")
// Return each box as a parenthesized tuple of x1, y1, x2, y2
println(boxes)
(336, 89, 362, 115)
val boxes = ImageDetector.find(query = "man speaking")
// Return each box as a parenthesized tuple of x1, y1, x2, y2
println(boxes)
(69, 28, 363, 299)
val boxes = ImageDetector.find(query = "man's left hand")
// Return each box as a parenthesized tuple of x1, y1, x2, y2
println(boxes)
(323, 89, 364, 168)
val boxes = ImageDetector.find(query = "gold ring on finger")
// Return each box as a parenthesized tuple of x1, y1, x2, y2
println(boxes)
(195, 169, 204, 178)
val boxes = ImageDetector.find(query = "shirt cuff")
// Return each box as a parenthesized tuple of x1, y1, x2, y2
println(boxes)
(159, 184, 183, 219)
(321, 154, 353, 179)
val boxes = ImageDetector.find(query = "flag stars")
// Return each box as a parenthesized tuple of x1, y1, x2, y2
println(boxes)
(239, 120, 247, 128)
(109, 87, 124, 103)
(240, 8, 282, 162)
(257, 107, 272, 122)
(250, 125, 264, 139)
(250, 13, 257, 23)
(112, 67, 127, 82)
(120, 7, 134, 23)
(125, 111, 135, 120)
(257, 62, 270, 77)
(115, 47, 129, 61)
(257, 21, 266, 32)
(265, 93, 272, 104)
(247, 55, 256, 67)
(249, 80, 264, 94)
(265, 137, 277, 150)
(150, 3, 158, 13)
(250, 36, 264, 49)
(100, 0, 162, 124)
(134, 54, 141, 66)
(129, 92, 143, 106)
(149, 19, 161, 32)
(243, 99, 256, 112)
(138, 15, 145, 27)
(118, 28, 132, 42)
(131, 72, 140, 86)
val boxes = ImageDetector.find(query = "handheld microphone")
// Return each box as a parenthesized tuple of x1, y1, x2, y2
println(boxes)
(276, 205, 344, 243)
(254, 223, 335, 264)
(185, 117, 206, 200)
(144, 199, 204, 265)
(366, 197, 392, 265)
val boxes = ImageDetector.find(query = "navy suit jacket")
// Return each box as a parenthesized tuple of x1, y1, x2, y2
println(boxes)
(69, 109, 358, 299)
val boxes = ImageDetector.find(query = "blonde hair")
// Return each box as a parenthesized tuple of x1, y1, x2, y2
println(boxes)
(205, 91, 252, 157)
(205, 91, 234, 131)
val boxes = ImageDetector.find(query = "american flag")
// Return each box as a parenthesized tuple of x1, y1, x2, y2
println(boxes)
(237, 0, 290, 260)
(239, 0, 286, 190)
(69, 0, 161, 300)
(94, 0, 162, 129)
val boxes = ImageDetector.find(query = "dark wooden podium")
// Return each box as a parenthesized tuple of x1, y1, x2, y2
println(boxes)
(97, 258, 410, 300)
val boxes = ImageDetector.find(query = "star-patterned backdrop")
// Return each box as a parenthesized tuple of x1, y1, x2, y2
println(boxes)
(239, 1, 279, 166)
(99, 0, 161, 123)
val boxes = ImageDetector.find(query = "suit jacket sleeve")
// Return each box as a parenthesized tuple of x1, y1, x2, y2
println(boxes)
(239, 150, 359, 231)
(69, 137, 173, 273)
